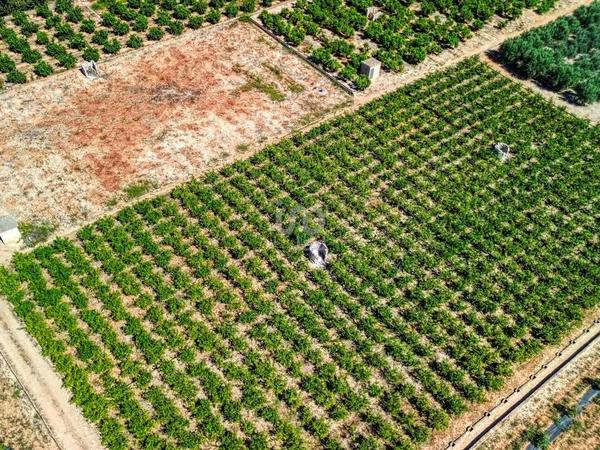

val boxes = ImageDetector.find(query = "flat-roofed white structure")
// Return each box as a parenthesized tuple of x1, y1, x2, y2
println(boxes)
(360, 58, 381, 80)
(0, 216, 20, 245)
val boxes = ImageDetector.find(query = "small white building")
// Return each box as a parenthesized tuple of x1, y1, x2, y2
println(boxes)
(0, 216, 21, 245)
(360, 58, 381, 81)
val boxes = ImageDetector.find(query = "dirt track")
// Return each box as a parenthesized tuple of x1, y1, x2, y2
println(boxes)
(478, 337, 600, 450)
(453, 320, 600, 449)
(0, 351, 57, 450)
(0, 302, 104, 449)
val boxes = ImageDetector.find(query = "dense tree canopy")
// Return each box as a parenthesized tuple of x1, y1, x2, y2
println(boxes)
(500, 1, 600, 103)
(260, 0, 559, 89)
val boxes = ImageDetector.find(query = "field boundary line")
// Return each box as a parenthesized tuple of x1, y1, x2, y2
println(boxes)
(446, 318, 600, 449)
(0, 301, 105, 450)
(248, 17, 355, 96)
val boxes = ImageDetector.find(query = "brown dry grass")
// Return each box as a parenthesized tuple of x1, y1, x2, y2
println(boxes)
(554, 396, 600, 450)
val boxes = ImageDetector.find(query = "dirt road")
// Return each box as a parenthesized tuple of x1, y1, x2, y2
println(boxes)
(450, 319, 600, 449)
(0, 1, 595, 449)
(0, 302, 104, 450)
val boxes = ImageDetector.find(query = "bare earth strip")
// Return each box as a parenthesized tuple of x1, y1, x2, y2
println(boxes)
(0, 349, 58, 450)
(0, 303, 104, 450)
(554, 381, 600, 450)
(476, 329, 600, 450)
(0, 1, 596, 449)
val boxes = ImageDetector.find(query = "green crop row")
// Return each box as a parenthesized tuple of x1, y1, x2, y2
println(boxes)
(1, 57, 598, 448)
(0, 0, 280, 86)
(259, 0, 558, 90)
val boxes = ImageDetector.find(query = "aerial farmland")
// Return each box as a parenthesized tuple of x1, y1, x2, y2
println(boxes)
(0, 0, 598, 449)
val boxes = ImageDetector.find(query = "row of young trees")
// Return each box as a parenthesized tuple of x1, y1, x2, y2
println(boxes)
(0, 0, 45, 15)
(260, 0, 559, 90)
(500, 1, 600, 103)
(1, 57, 598, 448)
(0, 0, 280, 86)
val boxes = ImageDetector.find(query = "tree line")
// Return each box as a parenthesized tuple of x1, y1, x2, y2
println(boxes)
(500, 1, 600, 103)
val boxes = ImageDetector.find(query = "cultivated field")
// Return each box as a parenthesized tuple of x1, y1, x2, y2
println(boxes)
(0, 20, 348, 237)
(482, 54, 600, 124)
(1, 57, 598, 449)
(259, 0, 565, 89)
(499, 1, 600, 104)
(0, 0, 287, 85)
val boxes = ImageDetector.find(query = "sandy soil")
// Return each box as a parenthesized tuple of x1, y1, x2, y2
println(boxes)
(0, 303, 103, 450)
(477, 334, 600, 450)
(0, 352, 58, 450)
(0, 1, 597, 449)
(0, 20, 348, 248)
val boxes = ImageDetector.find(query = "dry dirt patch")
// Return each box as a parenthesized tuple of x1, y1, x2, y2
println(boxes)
(0, 354, 58, 450)
(0, 20, 348, 238)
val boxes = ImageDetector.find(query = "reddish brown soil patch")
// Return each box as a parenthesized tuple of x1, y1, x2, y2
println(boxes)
(0, 21, 348, 232)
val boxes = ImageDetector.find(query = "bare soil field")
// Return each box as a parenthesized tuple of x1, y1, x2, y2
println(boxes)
(477, 335, 600, 450)
(0, 20, 349, 243)
(0, 353, 58, 450)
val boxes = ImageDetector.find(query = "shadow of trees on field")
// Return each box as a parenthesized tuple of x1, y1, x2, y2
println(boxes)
(484, 49, 586, 106)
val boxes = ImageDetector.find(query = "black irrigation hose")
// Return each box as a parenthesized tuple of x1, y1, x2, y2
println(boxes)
(248, 18, 356, 96)
(0, 347, 62, 450)
(458, 325, 600, 449)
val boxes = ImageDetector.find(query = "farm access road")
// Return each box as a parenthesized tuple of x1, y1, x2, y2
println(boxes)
(450, 320, 600, 449)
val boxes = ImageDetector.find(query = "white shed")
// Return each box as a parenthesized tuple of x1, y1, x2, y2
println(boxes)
(360, 58, 381, 80)
(0, 216, 21, 245)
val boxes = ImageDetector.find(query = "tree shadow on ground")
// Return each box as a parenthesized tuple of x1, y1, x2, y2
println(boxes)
(484, 49, 586, 106)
